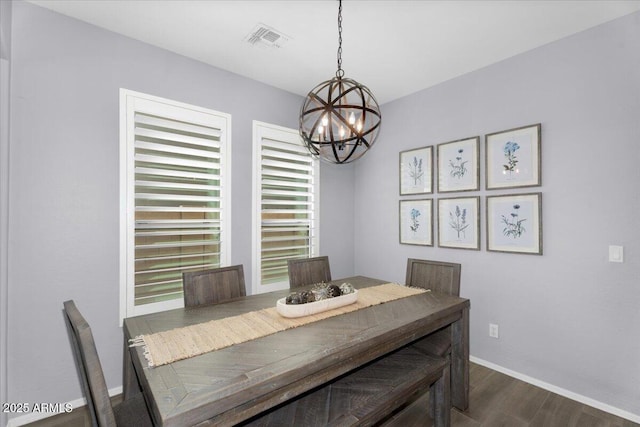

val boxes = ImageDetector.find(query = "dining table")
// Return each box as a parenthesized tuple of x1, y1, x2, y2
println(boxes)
(122, 276, 470, 427)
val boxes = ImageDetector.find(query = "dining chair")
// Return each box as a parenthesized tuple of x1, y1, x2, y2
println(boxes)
(182, 264, 246, 307)
(405, 258, 461, 297)
(287, 256, 332, 288)
(406, 258, 461, 357)
(63, 300, 153, 427)
(406, 258, 461, 415)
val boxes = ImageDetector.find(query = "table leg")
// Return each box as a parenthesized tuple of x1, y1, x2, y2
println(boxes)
(122, 334, 141, 400)
(451, 305, 469, 410)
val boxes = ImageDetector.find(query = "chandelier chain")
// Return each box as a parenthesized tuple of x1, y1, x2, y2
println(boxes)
(336, 0, 344, 78)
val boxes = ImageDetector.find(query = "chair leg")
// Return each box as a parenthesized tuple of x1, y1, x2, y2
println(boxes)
(123, 335, 141, 400)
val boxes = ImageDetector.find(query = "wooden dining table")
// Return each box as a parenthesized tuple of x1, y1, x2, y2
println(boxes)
(122, 276, 470, 426)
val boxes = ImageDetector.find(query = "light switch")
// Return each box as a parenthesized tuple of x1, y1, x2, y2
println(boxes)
(609, 245, 624, 263)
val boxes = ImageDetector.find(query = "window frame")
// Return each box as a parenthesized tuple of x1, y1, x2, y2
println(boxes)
(252, 121, 320, 294)
(119, 89, 231, 321)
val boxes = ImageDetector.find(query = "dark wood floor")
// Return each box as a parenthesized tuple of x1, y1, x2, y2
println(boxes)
(382, 363, 638, 427)
(26, 362, 638, 427)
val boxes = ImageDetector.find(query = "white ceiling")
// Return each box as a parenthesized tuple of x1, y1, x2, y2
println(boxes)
(27, 0, 640, 104)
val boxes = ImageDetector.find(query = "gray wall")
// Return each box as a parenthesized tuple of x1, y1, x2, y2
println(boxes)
(5, 0, 355, 418)
(354, 11, 640, 417)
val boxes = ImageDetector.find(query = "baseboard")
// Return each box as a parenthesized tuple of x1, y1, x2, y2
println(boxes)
(470, 355, 640, 424)
(5, 386, 123, 427)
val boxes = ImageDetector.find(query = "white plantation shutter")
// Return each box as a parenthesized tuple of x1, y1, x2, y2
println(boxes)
(253, 121, 319, 294)
(120, 90, 230, 318)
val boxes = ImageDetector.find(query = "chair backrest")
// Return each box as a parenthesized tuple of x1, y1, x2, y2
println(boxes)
(63, 300, 117, 427)
(287, 256, 332, 288)
(182, 265, 246, 307)
(405, 258, 461, 296)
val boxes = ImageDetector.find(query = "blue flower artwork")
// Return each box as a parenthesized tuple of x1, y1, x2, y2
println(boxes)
(409, 208, 421, 233)
(448, 205, 468, 239)
(449, 148, 468, 179)
(502, 141, 520, 178)
(408, 156, 423, 185)
(400, 199, 432, 246)
(501, 204, 526, 238)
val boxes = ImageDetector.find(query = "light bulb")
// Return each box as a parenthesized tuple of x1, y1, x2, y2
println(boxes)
(348, 112, 356, 125)
(321, 115, 328, 127)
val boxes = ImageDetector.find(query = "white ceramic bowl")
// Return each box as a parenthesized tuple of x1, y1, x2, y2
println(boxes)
(276, 289, 358, 318)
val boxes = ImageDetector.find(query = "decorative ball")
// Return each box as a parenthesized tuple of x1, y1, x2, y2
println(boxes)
(327, 284, 342, 298)
(339, 283, 355, 295)
(285, 292, 302, 305)
(299, 291, 315, 304)
(311, 283, 331, 300)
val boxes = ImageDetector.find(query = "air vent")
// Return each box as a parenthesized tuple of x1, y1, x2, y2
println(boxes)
(244, 23, 290, 49)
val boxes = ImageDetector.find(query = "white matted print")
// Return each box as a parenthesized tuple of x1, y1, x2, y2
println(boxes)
(486, 193, 542, 255)
(399, 199, 433, 246)
(437, 137, 480, 193)
(400, 146, 433, 195)
(438, 197, 480, 250)
(485, 124, 541, 190)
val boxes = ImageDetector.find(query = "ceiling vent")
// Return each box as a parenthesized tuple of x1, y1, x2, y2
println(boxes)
(244, 23, 290, 49)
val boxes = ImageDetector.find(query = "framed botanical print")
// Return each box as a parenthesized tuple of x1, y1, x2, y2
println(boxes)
(399, 146, 433, 195)
(437, 136, 480, 193)
(486, 193, 542, 255)
(399, 199, 433, 246)
(437, 196, 480, 250)
(485, 124, 541, 190)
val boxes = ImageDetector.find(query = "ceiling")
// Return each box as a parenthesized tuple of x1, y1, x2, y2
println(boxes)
(27, 0, 640, 104)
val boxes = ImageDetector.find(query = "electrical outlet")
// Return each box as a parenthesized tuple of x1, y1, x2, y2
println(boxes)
(489, 323, 499, 338)
(609, 245, 623, 263)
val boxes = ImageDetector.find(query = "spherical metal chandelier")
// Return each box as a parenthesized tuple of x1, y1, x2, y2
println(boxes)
(299, 0, 382, 164)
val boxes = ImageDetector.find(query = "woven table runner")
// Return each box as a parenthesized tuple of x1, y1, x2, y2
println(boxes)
(131, 283, 427, 367)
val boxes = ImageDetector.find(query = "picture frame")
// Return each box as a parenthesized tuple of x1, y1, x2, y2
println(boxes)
(399, 146, 433, 195)
(437, 196, 480, 250)
(485, 123, 541, 190)
(486, 193, 542, 255)
(437, 136, 480, 193)
(399, 199, 433, 246)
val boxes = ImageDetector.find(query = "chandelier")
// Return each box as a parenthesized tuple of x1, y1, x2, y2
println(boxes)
(299, 0, 382, 164)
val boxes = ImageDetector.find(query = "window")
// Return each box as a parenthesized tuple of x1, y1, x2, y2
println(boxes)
(120, 89, 231, 318)
(252, 121, 319, 294)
